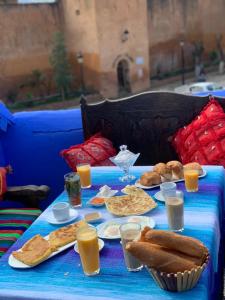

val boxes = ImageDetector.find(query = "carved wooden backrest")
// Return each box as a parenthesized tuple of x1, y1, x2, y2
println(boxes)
(80, 92, 225, 165)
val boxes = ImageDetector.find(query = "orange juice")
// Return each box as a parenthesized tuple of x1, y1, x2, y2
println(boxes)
(77, 164, 91, 188)
(77, 226, 100, 276)
(184, 169, 199, 192)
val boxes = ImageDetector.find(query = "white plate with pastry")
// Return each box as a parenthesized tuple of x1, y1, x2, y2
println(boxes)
(96, 216, 155, 239)
(8, 220, 87, 269)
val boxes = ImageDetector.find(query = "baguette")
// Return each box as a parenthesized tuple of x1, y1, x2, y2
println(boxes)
(126, 242, 197, 273)
(145, 230, 207, 259)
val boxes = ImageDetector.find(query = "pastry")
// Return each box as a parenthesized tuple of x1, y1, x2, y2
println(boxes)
(166, 160, 183, 180)
(104, 194, 157, 216)
(12, 235, 53, 266)
(49, 220, 87, 249)
(153, 163, 172, 181)
(184, 162, 203, 175)
(126, 241, 197, 273)
(139, 171, 161, 186)
(145, 230, 208, 259)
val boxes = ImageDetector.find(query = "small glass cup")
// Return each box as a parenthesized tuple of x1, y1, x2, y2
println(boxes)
(165, 190, 184, 232)
(183, 167, 199, 192)
(64, 172, 81, 207)
(77, 226, 100, 276)
(160, 182, 177, 200)
(119, 223, 143, 272)
(76, 163, 92, 188)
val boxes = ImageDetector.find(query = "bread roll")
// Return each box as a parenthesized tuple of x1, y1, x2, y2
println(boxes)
(140, 171, 161, 186)
(153, 163, 172, 181)
(145, 230, 207, 259)
(184, 162, 203, 175)
(126, 242, 197, 273)
(166, 160, 183, 180)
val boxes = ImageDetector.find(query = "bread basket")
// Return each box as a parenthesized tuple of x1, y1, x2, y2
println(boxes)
(146, 253, 209, 292)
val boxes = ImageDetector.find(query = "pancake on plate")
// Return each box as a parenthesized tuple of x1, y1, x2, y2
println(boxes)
(12, 234, 53, 266)
(49, 220, 87, 250)
(105, 194, 157, 216)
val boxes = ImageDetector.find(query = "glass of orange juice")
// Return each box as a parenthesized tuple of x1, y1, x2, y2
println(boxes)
(77, 163, 91, 188)
(183, 167, 199, 192)
(77, 226, 100, 276)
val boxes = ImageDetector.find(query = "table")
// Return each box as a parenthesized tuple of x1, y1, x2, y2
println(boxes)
(0, 166, 224, 300)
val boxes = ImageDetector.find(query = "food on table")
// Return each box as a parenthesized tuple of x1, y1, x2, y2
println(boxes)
(49, 220, 87, 249)
(126, 242, 197, 273)
(140, 171, 161, 186)
(104, 194, 157, 216)
(183, 162, 203, 176)
(153, 163, 172, 181)
(12, 235, 53, 266)
(103, 223, 121, 238)
(90, 197, 105, 205)
(126, 228, 209, 273)
(145, 229, 208, 261)
(166, 160, 183, 179)
(84, 212, 102, 223)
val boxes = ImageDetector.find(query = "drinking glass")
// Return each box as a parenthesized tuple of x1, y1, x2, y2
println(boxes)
(160, 182, 177, 200)
(77, 226, 100, 276)
(183, 167, 199, 192)
(76, 163, 92, 188)
(64, 172, 81, 207)
(165, 190, 184, 232)
(119, 223, 143, 272)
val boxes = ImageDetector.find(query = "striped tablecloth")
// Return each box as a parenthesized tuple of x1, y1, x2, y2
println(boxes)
(0, 166, 224, 300)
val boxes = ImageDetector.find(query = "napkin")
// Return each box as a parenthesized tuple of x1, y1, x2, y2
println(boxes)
(96, 185, 118, 198)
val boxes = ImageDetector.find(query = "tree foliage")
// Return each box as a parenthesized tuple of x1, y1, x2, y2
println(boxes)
(50, 32, 72, 100)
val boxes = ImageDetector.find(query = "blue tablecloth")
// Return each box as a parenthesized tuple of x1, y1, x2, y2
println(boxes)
(0, 166, 224, 300)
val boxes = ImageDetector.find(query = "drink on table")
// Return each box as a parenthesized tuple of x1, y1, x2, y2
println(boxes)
(64, 172, 81, 207)
(120, 223, 143, 272)
(183, 167, 199, 192)
(77, 163, 92, 188)
(77, 226, 100, 276)
(165, 190, 184, 232)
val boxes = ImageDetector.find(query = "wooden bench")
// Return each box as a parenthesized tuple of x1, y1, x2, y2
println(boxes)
(80, 91, 225, 165)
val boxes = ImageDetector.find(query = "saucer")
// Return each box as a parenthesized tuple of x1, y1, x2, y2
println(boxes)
(74, 238, 104, 253)
(154, 191, 165, 202)
(46, 208, 79, 225)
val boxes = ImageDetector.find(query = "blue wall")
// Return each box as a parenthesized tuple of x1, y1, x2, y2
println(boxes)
(0, 108, 84, 209)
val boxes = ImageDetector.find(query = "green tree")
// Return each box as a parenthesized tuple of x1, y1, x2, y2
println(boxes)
(50, 32, 72, 100)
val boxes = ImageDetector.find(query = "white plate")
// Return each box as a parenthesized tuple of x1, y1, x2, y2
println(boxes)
(74, 238, 104, 253)
(8, 235, 76, 269)
(96, 216, 156, 240)
(135, 170, 207, 190)
(45, 208, 78, 225)
(154, 191, 165, 202)
(87, 197, 105, 207)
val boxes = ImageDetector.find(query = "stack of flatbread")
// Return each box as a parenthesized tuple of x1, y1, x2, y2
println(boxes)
(104, 185, 157, 216)
(12, 220, 87, 266)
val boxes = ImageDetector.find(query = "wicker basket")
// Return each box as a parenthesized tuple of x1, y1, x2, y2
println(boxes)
(146, 254, 209, 292)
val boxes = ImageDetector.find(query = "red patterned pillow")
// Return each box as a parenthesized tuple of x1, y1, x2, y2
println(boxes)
(61, 133, 116, 171)
(172, 98, 225, 166)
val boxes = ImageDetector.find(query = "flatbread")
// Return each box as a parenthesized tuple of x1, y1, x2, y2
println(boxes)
(105, 194, 157, 216)
(49, 220, 87, 250)
(122, 185, 150, 197)
(12, 235, 53, 266)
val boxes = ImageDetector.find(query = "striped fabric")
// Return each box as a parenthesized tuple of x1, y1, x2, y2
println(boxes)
(0, 208, 41, 258)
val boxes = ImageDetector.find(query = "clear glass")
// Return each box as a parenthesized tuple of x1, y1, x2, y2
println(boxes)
(183, 167, 199, 192)
(77, 226, 100, 276)
(165, 190, 184, 232)
(110, 145, 140, 182)
(64, 172, 82, 207)
(119, 223, 143, 272)
(76, 163, 92, 188)
(160, 182, 177, 200)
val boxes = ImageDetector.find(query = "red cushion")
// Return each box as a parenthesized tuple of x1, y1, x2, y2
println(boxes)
(61, 133, 116, 171)
(172, 98, 225, 166)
